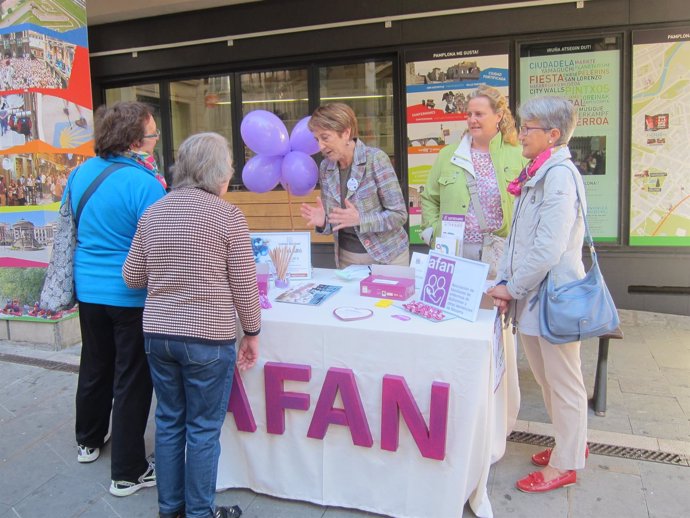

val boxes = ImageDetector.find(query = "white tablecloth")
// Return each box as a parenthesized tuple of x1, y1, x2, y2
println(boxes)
(217, 268, 519, 518)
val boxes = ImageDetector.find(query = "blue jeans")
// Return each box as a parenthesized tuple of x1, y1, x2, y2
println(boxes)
(145, 336, 236, 518)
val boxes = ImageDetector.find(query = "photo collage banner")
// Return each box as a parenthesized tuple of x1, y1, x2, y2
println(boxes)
(0, 0, 93, 312)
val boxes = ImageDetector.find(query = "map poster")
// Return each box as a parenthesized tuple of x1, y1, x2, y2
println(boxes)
(630, 28, 690, 246)
(520, 37, 621, 242)
(404, 42, 509, 245)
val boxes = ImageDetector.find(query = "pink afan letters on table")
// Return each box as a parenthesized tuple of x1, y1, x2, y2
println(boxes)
(264, 362, 311, 434)
(380, 375, 450, 460)
(227, 367, 257, 432)
(307, 367, 373, 447)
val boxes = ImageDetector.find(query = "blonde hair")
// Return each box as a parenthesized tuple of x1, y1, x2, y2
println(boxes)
(308, 102, 358, 139)
(467, 85, 518, 145)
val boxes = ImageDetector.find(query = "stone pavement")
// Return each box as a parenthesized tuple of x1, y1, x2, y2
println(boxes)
(0, 309, 688, 518)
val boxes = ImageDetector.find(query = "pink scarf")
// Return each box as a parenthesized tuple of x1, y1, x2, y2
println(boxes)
(507, 147, 556, 197)
(122, 150, 167, 190)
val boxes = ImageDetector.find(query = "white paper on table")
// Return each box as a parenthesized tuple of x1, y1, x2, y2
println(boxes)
(492, 313, 506, 392)
(441, 213, 465, 239)
(434, 236, 458, 256)
(410, 251, 429, 290)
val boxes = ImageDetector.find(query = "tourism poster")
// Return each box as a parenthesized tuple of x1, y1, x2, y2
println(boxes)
(0, 1, 93, 317)
(630, 28, 690, 246)
(404, 42, 509, 244)
(519, 37, 621, 242)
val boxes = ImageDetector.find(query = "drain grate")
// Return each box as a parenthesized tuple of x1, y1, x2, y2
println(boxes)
(508, 431, 689, 467)
(0, 352, 79, 373)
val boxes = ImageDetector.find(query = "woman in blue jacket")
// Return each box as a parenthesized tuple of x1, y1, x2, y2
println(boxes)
(71, 101, 166, 497)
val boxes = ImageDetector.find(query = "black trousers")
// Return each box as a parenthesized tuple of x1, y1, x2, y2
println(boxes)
(75, 302, 153, 482)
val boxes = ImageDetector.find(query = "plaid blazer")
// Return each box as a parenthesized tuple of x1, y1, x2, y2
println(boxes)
(317, 139, 408, 266)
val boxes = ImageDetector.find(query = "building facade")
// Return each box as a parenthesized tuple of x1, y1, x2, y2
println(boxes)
(88, 0, 690, 315)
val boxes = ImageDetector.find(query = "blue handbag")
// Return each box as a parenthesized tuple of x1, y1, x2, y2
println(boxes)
(537, 166, 620, 344)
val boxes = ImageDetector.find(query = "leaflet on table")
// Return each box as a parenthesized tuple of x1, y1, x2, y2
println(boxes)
(420, 251, 489, 321)
(274, 283, 341, 306)
(335, 265, 371, 281)
(439, 213, 465, 256)
(251, 232, 311, 279)
(410, 251, 429, 289)
(434, 237, 459, 256)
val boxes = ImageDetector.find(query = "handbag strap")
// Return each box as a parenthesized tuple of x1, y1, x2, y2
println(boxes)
(563, 163, 598, 265)
(463, 171, 490, 233)
(74, 163, 128, 227)
(528, 162, 596, 313)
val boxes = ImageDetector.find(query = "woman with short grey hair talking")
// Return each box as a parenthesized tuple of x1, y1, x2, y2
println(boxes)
(124, 132, 260, 518)
(488, 96, 589, 493)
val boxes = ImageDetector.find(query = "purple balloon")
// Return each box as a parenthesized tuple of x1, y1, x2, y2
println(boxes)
(242, 154, 283, 193)
(281, 151, 318, 196)
(289, 116, 320, 155)
(241, 110, 290, 156)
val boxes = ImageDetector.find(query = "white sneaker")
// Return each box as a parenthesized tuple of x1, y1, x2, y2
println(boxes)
(77, 432, 111, 463)
(109, 456, 156, 497)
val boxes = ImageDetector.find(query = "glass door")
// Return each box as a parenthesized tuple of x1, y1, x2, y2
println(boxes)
(240, 68, 309, 163)
(104, 84, 164, 170)
(169, 76, 233, 160)
(319, 60, 395, 163)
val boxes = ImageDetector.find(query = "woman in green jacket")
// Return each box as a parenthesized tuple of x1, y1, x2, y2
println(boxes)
(421, 85, 526, 276)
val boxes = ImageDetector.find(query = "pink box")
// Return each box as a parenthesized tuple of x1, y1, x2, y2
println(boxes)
(360, 272, 415, 301)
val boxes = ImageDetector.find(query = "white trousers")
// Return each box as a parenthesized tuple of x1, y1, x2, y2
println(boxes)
(520, 333, 588, 470)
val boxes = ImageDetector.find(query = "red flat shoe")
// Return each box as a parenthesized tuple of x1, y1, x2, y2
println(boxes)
(531, 446, 589, 467)
(516, 470, 577, 493)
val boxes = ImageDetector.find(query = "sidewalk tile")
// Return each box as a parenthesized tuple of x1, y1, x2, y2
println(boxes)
(572, 468, 647, 518)
(9, 473, 115, 518)
(623, 393, 690, 441)
(324, 506, 390, 517)
(241, 493, 325, 518)
(639, 462, 690, 518)
(488, 442, 569, 518)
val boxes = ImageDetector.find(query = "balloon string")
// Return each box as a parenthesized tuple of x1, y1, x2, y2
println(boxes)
(287, 188, 294, 231)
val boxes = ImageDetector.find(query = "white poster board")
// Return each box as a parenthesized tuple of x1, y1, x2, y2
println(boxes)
(420, 251, 489, 322)
(250, 232, 312, 280)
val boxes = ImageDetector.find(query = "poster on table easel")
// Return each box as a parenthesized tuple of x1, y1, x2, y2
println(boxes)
(250, 232, 311, 280)
(420, 251, 489, 322)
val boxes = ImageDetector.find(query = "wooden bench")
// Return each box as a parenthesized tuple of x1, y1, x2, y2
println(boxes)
(223, 189, 333, 244)
(590, 327, 624, 417)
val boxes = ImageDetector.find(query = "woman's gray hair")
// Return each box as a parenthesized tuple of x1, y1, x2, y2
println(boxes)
(518, 96, 578, 146)
(172, 132, 233, 194)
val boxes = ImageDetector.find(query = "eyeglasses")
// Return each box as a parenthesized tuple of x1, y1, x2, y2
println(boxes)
(143, 129, 161, 139)
(519, 125, 548, 135)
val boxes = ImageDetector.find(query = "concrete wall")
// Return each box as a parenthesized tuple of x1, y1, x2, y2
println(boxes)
(0, 315, 81, 350)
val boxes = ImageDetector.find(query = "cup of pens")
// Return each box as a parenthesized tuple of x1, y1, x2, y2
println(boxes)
(269, 244, 295, 289)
